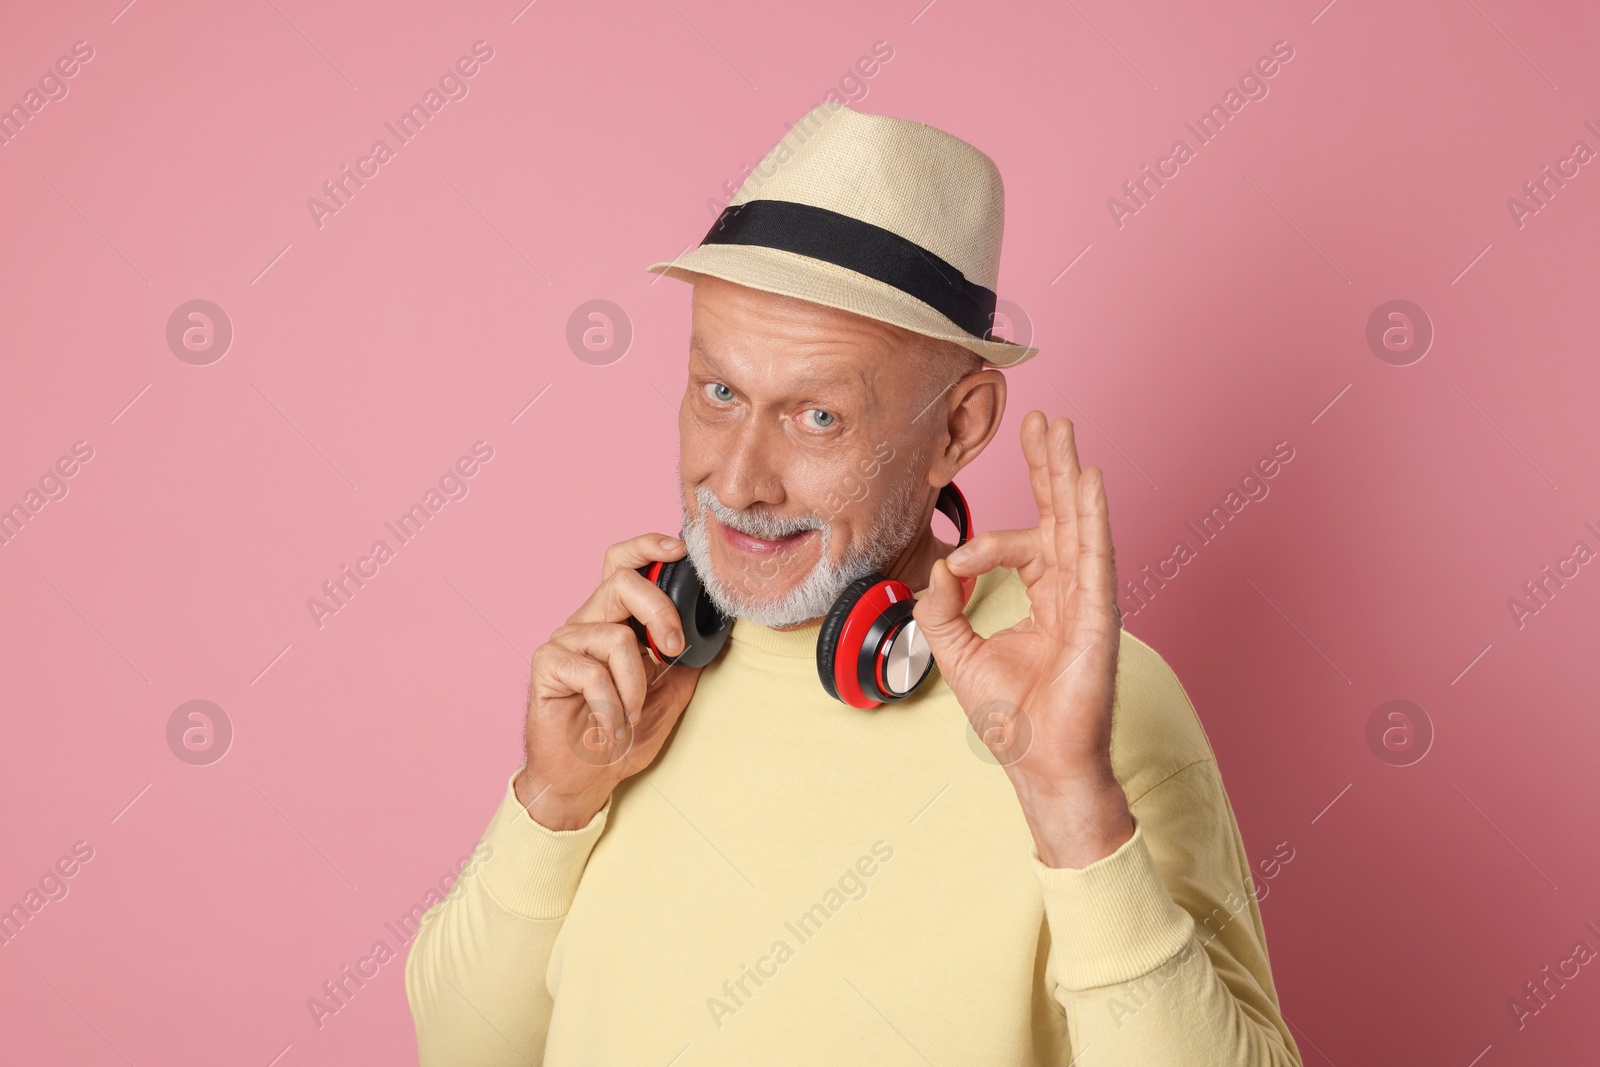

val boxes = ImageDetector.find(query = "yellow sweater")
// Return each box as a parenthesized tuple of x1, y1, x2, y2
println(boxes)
(405, 566, 1301, 1066)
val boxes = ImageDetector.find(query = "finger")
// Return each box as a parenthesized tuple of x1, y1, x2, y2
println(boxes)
(945, 528, 1041, 578)
(1020, 410, 1054, 521)
(1021, 411, 1061, 575)
(912, 558, 981, 675)
(601, 533, 686, 581)
(569, 568, 685, 657)
(1074, 467, 1120, 634)
(1046, 417, 1084, 623)
(551, 623, 650, 719)
(533, 646, 629, 739)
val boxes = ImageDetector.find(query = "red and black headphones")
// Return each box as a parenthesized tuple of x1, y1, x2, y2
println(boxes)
(631, 483, 974, 709)
(815, 483, 972, 708)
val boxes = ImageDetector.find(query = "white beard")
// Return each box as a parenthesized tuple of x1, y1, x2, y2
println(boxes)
(679, 461, 927, 630)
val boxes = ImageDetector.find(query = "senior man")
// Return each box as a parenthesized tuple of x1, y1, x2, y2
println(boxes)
(405, 104, 1301, 1066)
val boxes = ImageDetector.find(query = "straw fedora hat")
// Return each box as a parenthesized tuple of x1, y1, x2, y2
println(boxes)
(645, 103, 1039, 367)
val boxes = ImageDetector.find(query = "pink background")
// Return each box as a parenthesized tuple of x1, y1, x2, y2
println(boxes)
(3, 0, 1598, 1063)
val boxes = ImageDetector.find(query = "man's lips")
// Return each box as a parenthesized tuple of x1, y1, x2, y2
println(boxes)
(715, 517, 817, 556)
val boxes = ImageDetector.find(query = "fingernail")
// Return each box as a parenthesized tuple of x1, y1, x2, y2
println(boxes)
(947, 546, 969, 565)
(664, 633, 683, 654)
(661, 536, 682, 550)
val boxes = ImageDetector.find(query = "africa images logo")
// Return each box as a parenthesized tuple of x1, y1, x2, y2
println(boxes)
(1106, 39, 1296, 229)
(305, 41, 495, 230)
(306, 441, 494, 630)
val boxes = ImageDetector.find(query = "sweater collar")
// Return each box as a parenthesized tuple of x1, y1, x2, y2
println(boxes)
(729, 616, 824, 658)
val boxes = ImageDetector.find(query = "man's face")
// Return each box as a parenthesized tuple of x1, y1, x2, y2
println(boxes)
(676, 276, 943, 629)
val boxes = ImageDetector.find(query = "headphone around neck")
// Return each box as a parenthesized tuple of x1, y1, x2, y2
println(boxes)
(629, 483, 973, 709)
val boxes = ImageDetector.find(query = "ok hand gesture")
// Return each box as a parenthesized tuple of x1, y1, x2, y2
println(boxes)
(913, 411, 1135, 869)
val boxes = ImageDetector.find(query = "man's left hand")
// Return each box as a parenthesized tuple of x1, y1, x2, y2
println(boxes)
(913, 410, 1134, 869)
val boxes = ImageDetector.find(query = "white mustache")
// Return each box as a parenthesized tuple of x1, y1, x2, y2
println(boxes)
(694, 485, 826, 542)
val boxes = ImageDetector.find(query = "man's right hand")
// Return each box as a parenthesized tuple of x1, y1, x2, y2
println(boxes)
(513, 533, 705, 830)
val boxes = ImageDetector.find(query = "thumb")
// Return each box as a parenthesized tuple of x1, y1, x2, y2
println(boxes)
(914, 559, 980, 673)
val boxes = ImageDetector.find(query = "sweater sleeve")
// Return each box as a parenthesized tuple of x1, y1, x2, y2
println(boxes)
(1030, 760, 1302, 1066)
(404, 771, 610, 1067)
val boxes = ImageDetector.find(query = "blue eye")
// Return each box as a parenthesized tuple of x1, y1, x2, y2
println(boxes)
(705, 382, 734, 403)
(802, 409, 835, 429)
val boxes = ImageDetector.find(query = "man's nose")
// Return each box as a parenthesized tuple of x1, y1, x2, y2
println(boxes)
(704, 414, 786, 512)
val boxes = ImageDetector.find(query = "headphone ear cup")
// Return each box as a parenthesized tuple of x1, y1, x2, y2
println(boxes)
(816, 574, 883, 703)
(631, 558, 731, 669)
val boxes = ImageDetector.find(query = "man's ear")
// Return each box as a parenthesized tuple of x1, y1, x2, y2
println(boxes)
(930, 368, 1006, 485)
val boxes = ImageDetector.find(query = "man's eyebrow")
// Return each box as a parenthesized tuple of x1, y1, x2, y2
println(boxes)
(688, 335, 717, 369)
(688, 335, 874, 403)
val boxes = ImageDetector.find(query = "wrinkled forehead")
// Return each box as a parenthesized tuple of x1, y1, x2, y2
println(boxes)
(686, 279, 924, 411)
(691, 335, 882, 405)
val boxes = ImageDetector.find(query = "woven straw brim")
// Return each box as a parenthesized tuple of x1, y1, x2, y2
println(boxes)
(645, 243, 1039, 368)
